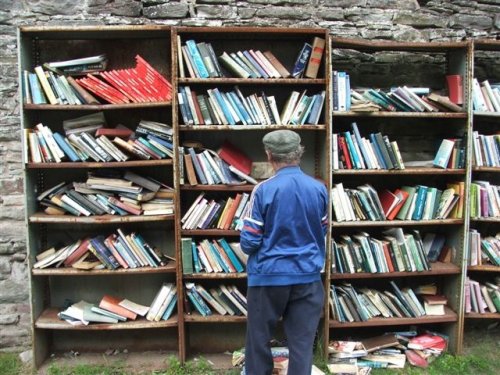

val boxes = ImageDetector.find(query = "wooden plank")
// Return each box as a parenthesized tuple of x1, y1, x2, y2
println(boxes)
(24, 102, 171, 111)
(29, 213, 174, 224)
(467, 265, 500, 273)
(332, 168, 465, 176)
(32, 264, 177, 276)
(27, 160, 173, 169)
(332, 219, 464, 228)
(184, 313, 246, 323)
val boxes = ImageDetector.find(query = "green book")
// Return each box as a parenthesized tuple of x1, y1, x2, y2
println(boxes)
(181, 238, 194, 274)
(396, 186, 416, 221)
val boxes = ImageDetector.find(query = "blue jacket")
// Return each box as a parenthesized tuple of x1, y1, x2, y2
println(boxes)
(240, 166, 328, 287)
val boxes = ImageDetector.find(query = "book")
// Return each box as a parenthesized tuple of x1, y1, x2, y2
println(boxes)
(291, 43, 312, 78)
(217, 140, 252, 175)
(99, 295, 137, 320)
(446, 74, 463, 105)
(433, 139, 455, 169)
(263, 51, 291, 78)
(305, 37, 325, 79)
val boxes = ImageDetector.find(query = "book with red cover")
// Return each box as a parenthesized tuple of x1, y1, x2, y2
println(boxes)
(95, 126, 133, 138)
(108, 196, 142, 215)
(63, 238, 90, 266)
(408, 333, 447, 351)
(446, 74, 463, 105)
(423, 295, 448, 305)
(99, 295, 137, 320)
(218, 140, 252, 175)
(381, 240, 395, 273)
(386, 189, 409, 220)
(338, 136, 352, 169)
(378, 189, 402, 218)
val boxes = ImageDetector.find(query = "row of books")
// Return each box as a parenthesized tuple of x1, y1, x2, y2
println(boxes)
(178, 37, 325, 79)
(185, 282, 247, 316)
(331, 182, 463, 222)
(332, 124, 405, 170)
(432, 137, 466, 169)
(472, 78, 500, 112)
(330, 281, 448, 324)
(34, 229, 171, 270)
(331, 228, 433, 275)
(468, 230, 500, 267)
(59, 284, 177, 325)
(328, 332, 447, 371)
(181, 192, 250, 231)
(472, 131, 500, 167)
(470, 180, 500, 218)
(178, 85, 325, 126)
(464, 277, 500, 314)
(24, 54, 171, 105)
(182, 237, 247, 274)
(37, 170, 174, 217)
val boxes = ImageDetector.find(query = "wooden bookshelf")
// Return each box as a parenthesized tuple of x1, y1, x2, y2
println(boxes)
(467, 265, 500, 273)
(179, 125, 326, 131)
(184, 313, 246, 323)
(27, 160, 173, 169)
(464, 312, 500, 319)
(183, 273, 247, 280)
(332, 168, 465, 175)
(180, 185, 255, 192)
(332, 111, 467, 118)
(29, 213, 174, 224)
(178, 78, 326, 85)
(331, 219, 464, 228)
(23, 102, 171, 110)
(32, 264, 177, 276)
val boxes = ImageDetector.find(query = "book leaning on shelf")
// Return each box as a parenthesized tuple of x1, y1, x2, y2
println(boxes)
(432, 137, 466, 169)
(464, 277, 500, 315)
(472, 78, 500, 113)
(178, 85, 325, 126)
(468, 230, 500, 267)
(472, 131, 500, 167)
(36, 170, 174, 217)
(185, 282, 248, 316)
(469, 180, 500, 218)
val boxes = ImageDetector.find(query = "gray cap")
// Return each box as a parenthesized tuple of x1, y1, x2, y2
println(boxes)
(262, 130, 301, 154)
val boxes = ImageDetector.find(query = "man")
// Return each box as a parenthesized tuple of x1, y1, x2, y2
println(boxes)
(240, 129, 328, 375)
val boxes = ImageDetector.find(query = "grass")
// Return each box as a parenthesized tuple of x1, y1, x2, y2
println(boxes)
(0, 325, 498, 374)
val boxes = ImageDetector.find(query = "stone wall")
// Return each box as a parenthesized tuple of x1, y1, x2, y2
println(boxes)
(0, 0, 498, 352)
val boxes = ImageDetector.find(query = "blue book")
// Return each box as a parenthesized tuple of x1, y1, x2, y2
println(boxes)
(147, 134, 173, 150)
(177, 88, 194, 125)
(307, 91, 325, 125)
(116, 236, 141, 267)
(226, 91, 250, 125)
(187, 147, 208, 185)
(52, 132, 79, 162)
(212, 88, 235, 125)
(351, 122, 372, 169)
(369, 133, 387, 169)
(161, 294, 178, 320)
(90, 236, 120, 269)
(28, 72, 47, 104)
(185, 40, 210, 78)
(242, 50, 269, 78)
(131, 234, 158, 267)
(412, 185, 428, 221)
(112, 238, 137, 268)
(209, 242, 230, 273)
(345, 73, 351, 110)
(187, 286, 212, 315)
(191, 241, 201, 272)
(343, 131, 362, 169)
(291, 43, 312, 78)
(221, 91, 242, 124)
(218, 238, 244, 273)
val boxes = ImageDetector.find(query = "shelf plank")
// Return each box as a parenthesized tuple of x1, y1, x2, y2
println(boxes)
(472, 167, 500, 173)
(332, 168, 465, 176)
(24, 102, 171, 110)
(181, 229, 240, 236)
(473, 111, 500, 117)
(331, 37, 469, 52)
(180, 185, 255, 192)
(331, 262, 460, 280)
(467, 265, 500, 273)
(332, 111, 466, 118)
(179, 125, 326, 131)
(329, 307, 457, 328)
(35, 308, 178, 330)
(26, 160, 173, 169)
(178, 78, 326, 85)
(470, 217, 500, 223)
(465, 312, 500, 319)
(331, 219, 463, 228)
(183, 273, 247, 279)
(184, 313, 246, 323)
(29, 213, 174, 224)
(32, 264, 177, 276)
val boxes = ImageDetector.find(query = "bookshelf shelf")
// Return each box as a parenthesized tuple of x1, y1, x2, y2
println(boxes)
(180, 229, 240, 236)
(332, 111, 467, 118)
(329, 307, 458, 328)
(36, 308, 178, 330)
(183, 273, 247, 280)
(464, 312, 500, 319)
(27, 160, 173, 169)
(178, 78, 326, 85)
(473, 111, 500, 118)
(32, 264, 177, 276)
(332, 168, 465, 176)
(23, 102, 172, 111)
(331, 262, 460, 280)
(29, 213, 175, 224)
(180, 185, 255, 192)
(179, 125, 326, 131)
(472, 167, 500, 173)
(467, 265, 500, 273)
(470, 217, 500, 223)
(184, 313, 246, 323)
(331, 219, 464, 228)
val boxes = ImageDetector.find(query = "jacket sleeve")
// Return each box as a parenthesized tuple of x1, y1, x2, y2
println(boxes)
(320, 186, 328, 236)
(239, 188, 265, 255)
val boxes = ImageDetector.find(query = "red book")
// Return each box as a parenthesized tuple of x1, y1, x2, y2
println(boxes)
(381, 240, 395, 273)
(446, 74, 463, 105)
(63, 238, 90, 266)
(338, 136, 352, 169)
(218, 140, 252, 175)
(222, 193, 243, 230)
(133, 139, 162, 160)
(190, 90, 205, 125)
(108, 196, 142, 215)
(98, 71, 137, 103)
(378, 189, 402, 218)
(386, 189, 409, 220)
(99, 295, 137, 320)
(104, 234, 129, 269)
(408, 333, 447, 351)
(423, 295, 448, 305)
(95, 126, 133, 138)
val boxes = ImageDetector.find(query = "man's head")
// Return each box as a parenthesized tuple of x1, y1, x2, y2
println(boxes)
(263, 130, 304, 165)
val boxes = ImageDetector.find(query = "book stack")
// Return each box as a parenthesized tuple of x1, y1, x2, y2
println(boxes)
(26, 113, 173, 163)
(218, 49, 291, 79)
(422, 294, 448, 315)
(181, 192, 251, 231)
(37, 170, 175, 217)
(329, 281, 435, 323)
(464, 277, 500, 314)
(331, 228, 431, 274)
(331, 182, 463, 222)
(432, 137, 466, 169)
(332, 123, 405, 170)
(472, 131, 500, 167)
(185, 282, 247, 316)
(181, 237, 247, 274)
(470, 180, 500, 218)
(178, 85, 325, 126)
(58, 283, 177, 325)
(472, 78, 500, 112)
(33, 229, 172, 270)
(23, 54, 171, 105)
(468, 230, 500, 267)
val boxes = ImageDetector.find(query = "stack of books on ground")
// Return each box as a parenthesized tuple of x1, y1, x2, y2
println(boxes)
(184, 282, 247, 316)
(23, 54, 172, 105)
(37, 170, 174, 217)
(25, 113, 173, 163)
(181, 237, 247, 274)
(181, 192, 251, 231)
(472, 131, 500, 167)
(329, 281, 450, 323)
(470, 180, 500, 218)
(183, 140, 256, 186)
(432, 137, 466, 169)
(332, 123, 404, 170)
(33, 229, 173, 270)
(328, 331, 448, 372)
(331, 182, 464, 222)
(464, 277, 500, 314)
(331, 228, 432, 274)
(58, 284, 177, 325)
(472, 78, 500, 112)
(468, 230, 500, 267)
(178, 85, 325, 126)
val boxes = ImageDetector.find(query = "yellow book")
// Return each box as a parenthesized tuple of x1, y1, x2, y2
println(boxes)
(34, 66, 58, 105)
(217, 198, 233, 229)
